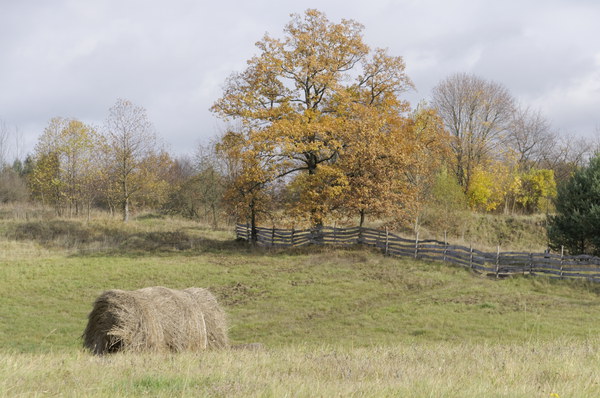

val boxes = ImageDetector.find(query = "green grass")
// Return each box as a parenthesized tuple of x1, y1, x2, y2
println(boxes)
(1, 215, 600, 396)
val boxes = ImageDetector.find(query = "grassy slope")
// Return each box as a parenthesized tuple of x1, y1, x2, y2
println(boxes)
(1, 215, 600, 396)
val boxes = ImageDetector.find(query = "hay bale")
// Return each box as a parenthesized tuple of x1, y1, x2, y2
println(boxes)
(83, 286, 228, 354)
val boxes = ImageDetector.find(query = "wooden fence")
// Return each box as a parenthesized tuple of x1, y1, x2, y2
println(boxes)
(235, 224, 600, 282)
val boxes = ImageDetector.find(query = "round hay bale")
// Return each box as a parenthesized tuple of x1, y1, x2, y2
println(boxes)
(83, 286, 228, 354)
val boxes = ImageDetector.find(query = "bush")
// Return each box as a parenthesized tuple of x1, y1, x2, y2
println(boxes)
(0, 167, 29, 203)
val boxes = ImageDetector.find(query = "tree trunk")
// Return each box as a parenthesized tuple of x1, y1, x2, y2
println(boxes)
(359, 209, 365, 228)
(123, 196, 129, 222)
(249, 200, 257, 243)
(310, 209, 324, 229)
(306, 155, 324, 229)
(414, 214, 420, 236)
(211, 203, 218, 229)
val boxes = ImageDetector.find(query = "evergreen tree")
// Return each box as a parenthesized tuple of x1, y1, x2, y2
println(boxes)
(548, 155, 600, 255)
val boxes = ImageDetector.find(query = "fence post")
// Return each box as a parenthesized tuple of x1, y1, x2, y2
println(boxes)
(443, 231, 448, 263)
(271, 226, 275, 247)
(385, 227, 389, 256)
(495, 245, 500, 279)
(560, 245, 564, 279)
(469, 244, 473, 270)
(414, 231, 419, 259)
(528, 252, 533, 276)
(291, 227, 295, 247)
(246, 223, 250, 242)
(333, 222, 337, 245)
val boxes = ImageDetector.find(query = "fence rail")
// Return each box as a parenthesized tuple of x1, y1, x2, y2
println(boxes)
(236, 224, 600, 283)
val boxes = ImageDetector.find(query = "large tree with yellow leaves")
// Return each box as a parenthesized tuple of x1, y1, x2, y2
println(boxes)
(212, 9, 444, 228)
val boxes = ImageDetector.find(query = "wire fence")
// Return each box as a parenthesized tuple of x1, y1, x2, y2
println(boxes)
(236, 224, 600, 282)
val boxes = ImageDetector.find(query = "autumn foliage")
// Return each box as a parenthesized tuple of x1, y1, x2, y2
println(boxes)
(12, 9, 579, 234)
(29, 101, 173, 220)
(211, 9, 449, 230)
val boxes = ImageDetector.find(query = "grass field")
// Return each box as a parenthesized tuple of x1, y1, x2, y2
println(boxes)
(1, 214, 599, 396)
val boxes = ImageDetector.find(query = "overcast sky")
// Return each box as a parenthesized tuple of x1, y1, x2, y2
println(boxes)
(1, 0, 599, 159)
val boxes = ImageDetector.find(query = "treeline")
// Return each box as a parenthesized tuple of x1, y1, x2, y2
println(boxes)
(0, 100, 225, 224)
(0, 9, 596, 251)
(207, 10, 593, 238)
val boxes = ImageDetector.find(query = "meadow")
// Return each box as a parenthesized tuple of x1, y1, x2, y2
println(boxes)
(1, 213, 599, 397)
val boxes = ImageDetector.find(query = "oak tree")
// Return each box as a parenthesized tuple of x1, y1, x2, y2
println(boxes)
(212, 9, 415, 227)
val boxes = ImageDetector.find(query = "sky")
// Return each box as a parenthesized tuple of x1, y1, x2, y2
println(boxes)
(1, 0, 600, 159)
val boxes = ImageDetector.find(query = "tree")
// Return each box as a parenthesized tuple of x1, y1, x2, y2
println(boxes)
(133, 150, 174, 210)
(0, 120, 29, 203)
(432, 73, 515, 193)
(548, 155, 600, 255)
(539, 133, 591, 186)
(0, 120, 8, 168)
(403, 106, 450, 231)
(30, 117, 102, 216)
(28, 151, 61, 209)
(212, 9, 414, 227)
(507, 106, 555, 170)
(104, 99, 163, 221)
(424, 166, 467, 233)
(512, 168, 556, 214)
(215, 129, 276, 240)
(193, 145, 227, 227)
(162, 156, 199, 218)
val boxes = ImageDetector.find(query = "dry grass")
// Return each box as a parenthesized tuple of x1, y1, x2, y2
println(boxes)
(2, 214, 234, 255)
(2, 213, 599, 396)
(83, 287, 228, 354)
(2, 340, 599, 397)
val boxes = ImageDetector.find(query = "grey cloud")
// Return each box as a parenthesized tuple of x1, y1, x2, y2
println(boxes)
(1, 0, 599, 157)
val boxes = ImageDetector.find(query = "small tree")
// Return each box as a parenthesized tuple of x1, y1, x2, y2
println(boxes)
(104, 99, 163, 221)
(30, 117, 102, 216)
(513, 168, 556, 214)
(28, 152, 62, 210)
(424, 166, 467, 234)
(215, 130, 275, 241)
(548, 155, 600, 255)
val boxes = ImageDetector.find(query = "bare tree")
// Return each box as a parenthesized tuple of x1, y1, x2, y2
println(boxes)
(507, 105, 555, 169)
(539, 132, 592, 185)
(104, 99, 158, 221)
(0, 120, 9, 169)
(432, 73, 515, 192)
(0, 120, 29, 203)
(13, 126, 23, 165)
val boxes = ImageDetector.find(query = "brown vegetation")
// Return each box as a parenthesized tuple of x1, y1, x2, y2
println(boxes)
(83, 286, 228, 355)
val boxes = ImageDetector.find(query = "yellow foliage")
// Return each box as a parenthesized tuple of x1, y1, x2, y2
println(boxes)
(212, 10, 427, 227)
(513, 168, 557, 213)
(30, 117, 102, 214)
(467, 164, 507, 212)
